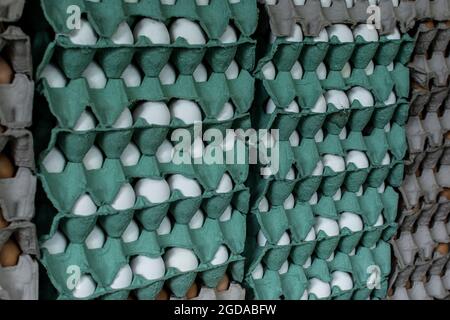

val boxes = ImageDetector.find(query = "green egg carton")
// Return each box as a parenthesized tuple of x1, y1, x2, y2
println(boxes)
(41, 0, 258, 40)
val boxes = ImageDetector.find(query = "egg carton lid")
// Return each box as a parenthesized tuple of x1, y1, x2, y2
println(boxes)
(0, 26, 33, 78)
(262, 0, 450, 38)
(0, 0, 25, 23)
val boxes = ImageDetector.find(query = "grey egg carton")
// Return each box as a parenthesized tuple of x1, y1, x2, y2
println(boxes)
(169, 283, 246, 300)
(262, 0, 450, 38)
(414, 21, 449, 55)
(0, 0, 25, 23)
(0, 26, 34, 129)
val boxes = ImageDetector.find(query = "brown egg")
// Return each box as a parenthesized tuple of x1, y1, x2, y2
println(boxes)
(0, 208, 9, 229)
(387, 287, 394, 297)
(405, 280, 412, 290)
(0, 239, 21, 267)
(0, 153, 15, 179)
(425, 20, 435, 29)
(186, 283, 199, 300)
(446, 132, 450, 140)
(216, 274, 230, 292)
(441, 189, 450, 200)
(155, 288, 170, 300)
(0, 56, 13, 85)
(436, 243, 449, 255)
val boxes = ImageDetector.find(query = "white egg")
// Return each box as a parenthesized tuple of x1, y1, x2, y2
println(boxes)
(365, 60, 375, 75)
(325, 90, 350, 109)
(311, 95, 327, 113)
(339, 127, 347, 140)
(193, 63, 208, 82)
(314, 129, 324, 142)
(384, 122, 391, 133)
(159, 63, 176, 85)
(290, 61, 303, 80)
(196, 0, 209, 5)
(85, 225, 105, 249)
(219, 206, 233, 222)
(120, 143, 141, 167)
(131, 256, 166, 280)
(323, 154, 346, 172)
(189, 210, 205, 229)
(168, 174, 202, 197)
(386, 62, 394, 72)
(257, 230, 267, 246)
(349, 248, 356, 256)
(190, 136, 205, 159)
(220, 25, 238, 44)
(377, 183, 386, 194)
(327, 24, 354, 43)
(122, 220, 140, 243)
(338, 212, 363, 232)
(341, 62, 352, 79)
(258, 196, 270, 213)
(345, 150, 369, 169)
(113, 108, 133, 129)
(42, 148, 66, 173)
(285, 100, 300, 113)
(161, 0, 176, 4)
(134, 18, 170, 44)
(293, 0, 306, 4)
(384, 91, 397, 105)
(331, 271, 353, 291)
(320, 0, 332, 7)
(111, 22, 134, 45)
(386, 27, 401, 40)
(42, 231, 67, 255)
(347, 86, 374, 107)
(314, 217, 340, 237)
(73, 110, 96, 131)
(278, 261, 289, 274)
(374, 213, 384, 227)
(157, 216, 172, 235)
(72, 194, 97, 216)
(289, 131, 300, 147)
(313, 28, 329, 42)
(82, 62, 107, 89)
(278, 232, 291, 245)
(382, 152, 391, 165)
(164, 248, 199, 272)
(286, 24, 303, 42)
(353, 24, 379, 42)
(73, 275, 96, 298)
(111, 183, 136, 210)
(170, 100, 203, 124)
(211, 245, 229, 265)
(305, 227, 316, 241)
(135, 178, 171, 203)
(69, 19, 98, 45)
(308, 278, 331, 299)
(309, 193, 318, 205)
(345, 0, 353, 8)
(265, 99, 277, 114)
(217, 102, 235, 121)
(110, 264, 133, 289)
(316, 62, 327, 80)
(356, 186, 363, 196)
(133, 101, 171, 125)
(261, 61, 276, 80)
(283, 194, 295, 210)
(40, 64, 67, 88)
(156, 140, 174, 163)
(303, 257, 312, 268)
(326, 252, 335, 262)
(286, 167, 296, 180)
(170, 18, 206, 45)
(312, 160, 324, 176)
(216, 173, 234, 193)
(300, 290, 309, 300)
(121, 64, 142, 87)
(252, 263, 264, 280)
(82, 145, 103, 171)
(222, 130, 237, 151)
(225, 60, 240, 80)
(332, 189, 342, 201)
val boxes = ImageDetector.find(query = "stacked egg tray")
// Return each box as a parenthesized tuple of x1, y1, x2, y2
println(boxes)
(389, 20, 450, 300)
(243, 12, 414, 299)
(36, 0, 258, 300)
(262, 0, 450, 37)
(0, 0, 38, 300)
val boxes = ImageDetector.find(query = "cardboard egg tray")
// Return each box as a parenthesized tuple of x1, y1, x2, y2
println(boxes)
(0, 5, 38, 301)
(262, 0, 450, 38)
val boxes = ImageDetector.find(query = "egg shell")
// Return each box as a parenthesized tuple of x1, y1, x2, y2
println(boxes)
(257, 230, 267, 247)
(131, 256, 166, 280)
(365, 60, 375, 75)
(289, 131, 300, 147)
(72, 194, 97, 216)
(312, 160, 324, 176)
(345, 0, 353, 8)
(73, 110, 96, 131)
(305, 227, 316, 241)
(135, 178, 171, 203)
(278, 261, 289, 274)
(331, 271, 353, 291)
(316, 62, 327, 80)
(315, 217, 340, 237)
(111, 22, 134, 45)
(217, 102, 235, 121)
(0, 209, 9, 229)
(225, 60, 239, 80)
(193, 63, 208, 82)
(283, 194, 295, 210)
(320, 0, 332, 7)
(290, 61, 303, 80)
(82, 62, 107, 89)
(252, 263, 264, 280)
(164, 248, 199, 272)
(170, 100, 203, 124)
(69, 19, 98, 45)
(186, 283, 199, 299)
(122, 220, 140, 243)
(156, 216, 172, 235)
(189, 210, 205, 229)
(384, 91, 397, 105)
(159, 63, 176, 85)
(339, 127, 347, 140)
(111, 183, 136, 210)
(314, 129, 324, 142)
(286, 167, 296, 180)
(345, 150, 369, 169)
(311, 95, 327, 113)
(347, 86, 374, 107)
(386, 27, 401, 40)
(219, 206, 233, 222)
(258, 196, 270, 213)
(261, 62, 276, 80)
(156, 288, 170, 300)
(222, 131, 237, 151)
(341, 62, 352, 78)
(134, 18, 170, 44)
(377, 183, 386, 194)
(73, 275, 96, 298)
(327, 24, 353, 43)
(265, 99, 277, 114)
(133, 101, 171, 125)
(323, 154, 346, 172)
(211, 245, 229, 265)
(220, 25, 238, 44)
(382, 152, 391, 165)
(85, 226, 105, 249)
(216, 173, 233, 193)
(325, 90, 350, 109)
(120, 143, 141, 167)
(121, 64, 142, 87)
(113, 108, 133, 129)
(374, 213, 384, 227)
(168, 174, 202, 197)
(303, 257, 312, 268)
(353, 24, 379, 42)
(42, 231, 67, 255)
(309, 278, 331, 298)
(309, 193, 318, 205)
(110, 264, 133, 289)
(170, 18, 206, 45)
(339, 212, 363, 232)
(216, 274, 230, 292)
(40, 64, 67, 88)
(0, 153, 15, 178)
(83, 146, 104, 171)
(0, 239, 21, 267)
(277, 232, 291, 245)
(285, 100, 300, 113)
(286, 24, 303, 42)
(0, 56, 13, 84)
(155, 140, 174, 164)
(313, 28, 329, 42)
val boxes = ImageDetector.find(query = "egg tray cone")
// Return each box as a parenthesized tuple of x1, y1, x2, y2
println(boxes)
(0, 0, 25, 23)
(41, 0, 258, 40)
(262, 0, 450, 38)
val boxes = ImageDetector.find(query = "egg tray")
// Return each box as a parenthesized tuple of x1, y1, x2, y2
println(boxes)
(0, 254, 39, 300)
(39, 204, 247, 300)
(409, 80, 450, 117)
(170, 283, 246, 300)
(410, 53, 450, 90)
(414, 21, 450, 56)
(0, 26, 35, 129)
(245, 241, 392, 300)
(0, 0, 25, 23)
(262, 0, 450, 38)
(40, 0, 258, 40)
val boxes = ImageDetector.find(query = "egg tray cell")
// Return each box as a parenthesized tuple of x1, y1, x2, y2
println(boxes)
(39, 32, 256, 79)
(410, 53, 450, 90)
(0, 0, 25, 23)
(40, 0, 258, 40)
(170, 282, 246, 300)
(0, 26, 35, 129)
(39, 207, 247, 300)
(409, 80, 450, 116)
(414, 21, 450, 55)
(263, 0, 450, 38)
(0, 221, 39, 257)
(245, 241, 392, 300)
(0, 254, 39, 300)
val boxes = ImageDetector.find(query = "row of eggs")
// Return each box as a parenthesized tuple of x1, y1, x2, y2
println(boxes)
(262, 0, 400, 8)
(68, 17, 239, 46)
